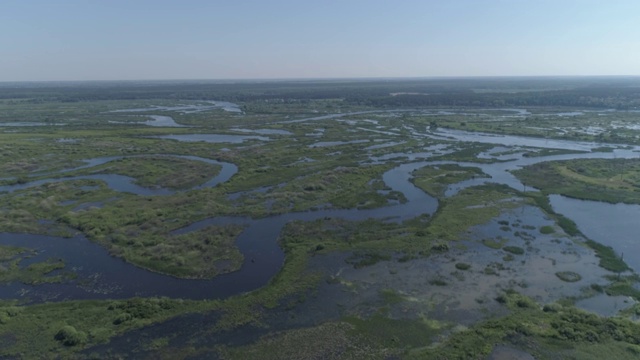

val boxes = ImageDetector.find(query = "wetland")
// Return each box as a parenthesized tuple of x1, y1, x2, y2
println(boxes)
(1, 78, 640, 359)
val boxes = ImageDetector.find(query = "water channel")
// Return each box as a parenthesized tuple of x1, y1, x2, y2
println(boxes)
(1, 124, 639, 303)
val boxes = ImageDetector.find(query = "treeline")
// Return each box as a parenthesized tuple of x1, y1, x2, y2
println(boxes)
(346, 86, 640, 109)
(1, 77, 639, 109)
(0, 79, 465, 102)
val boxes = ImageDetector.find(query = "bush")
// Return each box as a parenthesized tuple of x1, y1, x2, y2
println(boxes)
(503, 246, 525, 255)
(557, 216, 579, 236)
(455, 263, 471, 270)
(543, 303, 563, 313)
(539, 226, 555, 234)
(113, 312, 133, 325)
(430, 279, 448, 286)
(431, 243, 449, 252)
(555, 271, 582, 282)
(55, 325, 87, 346)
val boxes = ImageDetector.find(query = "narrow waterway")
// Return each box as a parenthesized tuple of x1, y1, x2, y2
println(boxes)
(1, 127, 639, 302)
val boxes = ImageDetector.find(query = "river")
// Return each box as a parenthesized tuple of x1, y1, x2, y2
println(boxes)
(0, 125, 638, 303)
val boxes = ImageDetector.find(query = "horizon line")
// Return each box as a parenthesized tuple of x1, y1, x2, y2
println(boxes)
(1, 74, 640, 85)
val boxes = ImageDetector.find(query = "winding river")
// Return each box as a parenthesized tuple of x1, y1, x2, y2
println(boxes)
(1, 126, 639, 302)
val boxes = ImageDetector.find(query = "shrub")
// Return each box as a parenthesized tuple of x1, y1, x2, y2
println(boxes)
(481, 238, 504, 249)
(539, 226, 555, 234)
(55, 325, 87, 346)
(503, 246, 524, 255)
(429, 279, 448, 286)
(113, 313, 133, 325)
(555, 271, 582, 282)
(543, 303, 563, 313)
(431, 243, 449, 252)
(557, 216, 579, 236)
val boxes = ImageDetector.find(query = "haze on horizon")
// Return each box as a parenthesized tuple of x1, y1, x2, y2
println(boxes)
(2, 0, 639, 82)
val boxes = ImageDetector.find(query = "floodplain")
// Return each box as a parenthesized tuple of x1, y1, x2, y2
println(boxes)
(1, 78, 640, 359)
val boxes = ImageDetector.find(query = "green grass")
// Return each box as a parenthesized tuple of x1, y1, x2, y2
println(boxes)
(0, 297, 221, 358)
(411, 164, 488, 198)
(0, 245, 27, 261)
(345, 313, 442, 349)
(410, 291, 640, 359)
(72, 156, 222, 190)
(584, 240, 629, 273)
(124, 224, 246, 279)
(514, 158, 640, 205)
(482, 238, 507, 249)
(3, 91, 640, 358)
(379, 289, 406, 305)
(0, 249, 75, 285)
(555, 271, 582, 282)
(540, 225, 555, 234)
(219, 321, 396, 360)
(503, 246, 525, 255)
(604, 276, 640, 300)
(426, 184, 522, 242)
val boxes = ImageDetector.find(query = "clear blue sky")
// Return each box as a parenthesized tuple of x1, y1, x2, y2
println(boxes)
(1, 0, 639, 81)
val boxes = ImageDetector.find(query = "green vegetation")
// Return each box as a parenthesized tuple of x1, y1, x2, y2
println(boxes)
(73, 156, 222, 190)
(503, 246, 525, 255)
(0, 245, 26, 261)
(221, 291, 640, 360)
(0, 217, 326, 358)
(523, 192, 581, 236)
(126, 224, 246, 279)
(514, 158, 640, 204)
(605, 275, 640, 300)
(55, 325, 87, 347)
(0, 297, 218, 358)
(540, 225, 555, 234)
(584, 239, 629, 273)
(0, 245, 75, 285)
(425, 184, 522, 241)
(379, 289, 406, 305)
(220, 322, 392, 359)
(1, 80, 640, 358)
(411, 291, 640, 359)
(482, 237, 508, 249)
(411, 164, 488, 198)
(555, 271, 582, 282)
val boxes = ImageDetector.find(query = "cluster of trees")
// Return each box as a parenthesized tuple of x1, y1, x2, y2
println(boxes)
(346, 86, 640, 109)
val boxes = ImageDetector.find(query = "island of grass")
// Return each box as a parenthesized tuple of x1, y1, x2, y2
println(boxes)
(72, 156, 222, 190)
(411, 164, 489, 198)
(513, 158, 640, 204)
(0, 245, 74, 285)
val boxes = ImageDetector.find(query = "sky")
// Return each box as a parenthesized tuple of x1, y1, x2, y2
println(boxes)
(1, 0, 639, 81)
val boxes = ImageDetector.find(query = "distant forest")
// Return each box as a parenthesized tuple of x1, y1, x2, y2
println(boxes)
(1, 77, 639, 109)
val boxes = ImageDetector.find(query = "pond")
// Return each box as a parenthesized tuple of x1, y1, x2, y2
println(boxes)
(152, 134, 269, 143)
